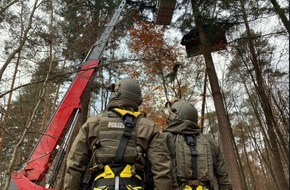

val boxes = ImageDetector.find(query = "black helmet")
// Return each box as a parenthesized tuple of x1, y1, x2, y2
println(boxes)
(168, 100, 198, 123)
(107, 79, 142, 110)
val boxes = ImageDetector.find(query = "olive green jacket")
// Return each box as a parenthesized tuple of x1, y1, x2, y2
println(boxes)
(163, 120, 232, 190)
(64, 110, 172, 190)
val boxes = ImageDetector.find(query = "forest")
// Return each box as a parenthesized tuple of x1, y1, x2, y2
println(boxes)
(0, 0, 288, 190)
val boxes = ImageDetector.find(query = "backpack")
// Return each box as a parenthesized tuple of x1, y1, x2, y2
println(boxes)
(174, 133, 214, 183)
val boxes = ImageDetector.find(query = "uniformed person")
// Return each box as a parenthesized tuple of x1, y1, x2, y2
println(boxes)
(163, 99, 232, 190)
(64, 79, 172, 190)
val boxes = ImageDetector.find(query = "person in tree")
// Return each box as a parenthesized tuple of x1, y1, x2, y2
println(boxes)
(64, 78, 172, 190)
(163, 99, 232, 190)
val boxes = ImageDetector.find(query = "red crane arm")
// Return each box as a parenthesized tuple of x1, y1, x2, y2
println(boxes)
(9, 60, 99, 189)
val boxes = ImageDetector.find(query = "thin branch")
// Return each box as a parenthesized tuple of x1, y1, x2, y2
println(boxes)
(227, 30, 287, 44)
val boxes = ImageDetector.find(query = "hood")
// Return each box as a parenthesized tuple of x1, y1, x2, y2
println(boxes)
(163, 119, 201, 135)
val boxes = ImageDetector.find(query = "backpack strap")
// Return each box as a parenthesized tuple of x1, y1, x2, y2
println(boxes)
(112, 108, 141, 164)
(184, 134, 198, 179)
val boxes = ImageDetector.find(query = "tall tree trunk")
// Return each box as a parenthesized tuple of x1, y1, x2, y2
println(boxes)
(269, 91, 289, 162)
(201, 43, 245, 190)
(200, 70, 207, 131)
(41, 85, 50, 130)
(240, 0, 289, 189)
(0, 52, 21, 149)
(41, 0, 55, 132)
(192, 12, 245, 190)
(243, 81, 279, 189)
(0, 0, 29, 151)
(272, 90, 289, 132)
(0, 0, 36, 81)
(240, 130, 256, 190)
(269, 0, 289, 33)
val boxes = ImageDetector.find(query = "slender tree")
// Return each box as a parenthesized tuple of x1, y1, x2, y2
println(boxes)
(187, 0, 246, 188)
(0, 1, 38, 81)
(268, 0, 289, 33)
(238, 1, 288, 188)
(0, 0, 20, 23)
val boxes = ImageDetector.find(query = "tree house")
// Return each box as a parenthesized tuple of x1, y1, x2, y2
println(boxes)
(181, 22, 233, 57)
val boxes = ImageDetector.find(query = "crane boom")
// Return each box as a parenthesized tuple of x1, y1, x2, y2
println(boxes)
(9, 0, 128, 189)
(9, 60, 99, 190)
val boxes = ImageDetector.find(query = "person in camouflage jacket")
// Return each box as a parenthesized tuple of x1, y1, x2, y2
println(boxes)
(163, 99, 232, 190)
(64, 79, 172, 190)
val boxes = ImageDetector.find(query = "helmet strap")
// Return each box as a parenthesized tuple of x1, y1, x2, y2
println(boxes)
(166, 101, 178, 123)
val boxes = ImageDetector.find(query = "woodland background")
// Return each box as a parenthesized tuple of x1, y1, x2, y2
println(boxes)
(0, 0, 289, 190)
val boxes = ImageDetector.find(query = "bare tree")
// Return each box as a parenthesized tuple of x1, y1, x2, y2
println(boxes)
(0, 0, 20, 23)
(0, 0, 42, 81)
(238, 0, 289, 189)
(268, 0, 289, 33)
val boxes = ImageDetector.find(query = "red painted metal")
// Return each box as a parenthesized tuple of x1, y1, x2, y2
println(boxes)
(10, 172, 53, 190)
(10, 60, 99, 189)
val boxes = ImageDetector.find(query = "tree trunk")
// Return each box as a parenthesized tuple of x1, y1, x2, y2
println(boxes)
(189, 0, 245, 188)
(196, 23, 245, 190)
(269, 0, 289, 33)
(204, 50, 245, 190)
(200, 70, 207, 131)
(241, 130, 256, 189)
(240, 0, 289, 189)
(0, 52, 21, 149)
(0, 0, 36, 81)
(243, 81, 279, 189)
